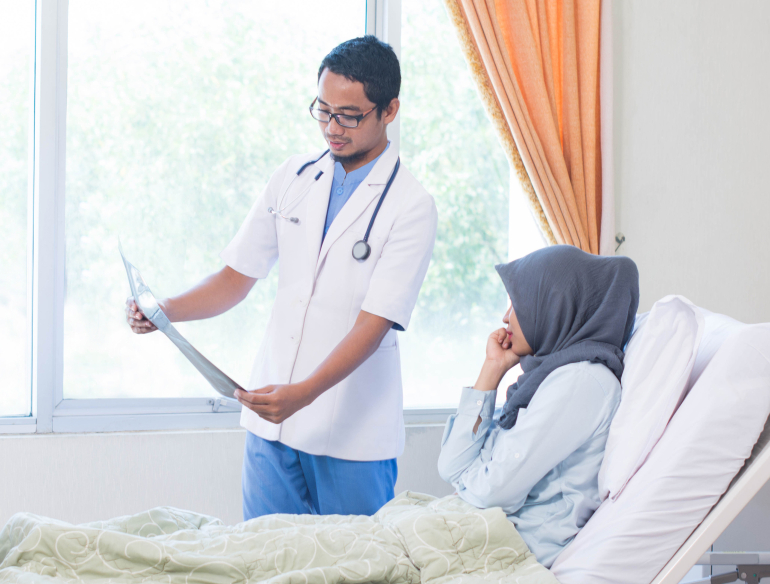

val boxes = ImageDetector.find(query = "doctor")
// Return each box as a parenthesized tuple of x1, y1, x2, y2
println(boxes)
(125, 36, 437, 519)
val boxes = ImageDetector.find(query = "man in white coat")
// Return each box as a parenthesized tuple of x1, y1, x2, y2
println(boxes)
(126, 36, 437, 518)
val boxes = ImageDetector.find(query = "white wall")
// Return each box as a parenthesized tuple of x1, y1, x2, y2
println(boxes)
(0, 425, 451, 528)
(615, 0, 770, 323)
(614, 0, 770, 569)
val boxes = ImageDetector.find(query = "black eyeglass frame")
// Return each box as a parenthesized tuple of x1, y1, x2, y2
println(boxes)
(309, 97, 377, 128)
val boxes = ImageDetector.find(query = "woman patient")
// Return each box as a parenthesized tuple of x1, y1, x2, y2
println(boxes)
(438, 244, 639, 568)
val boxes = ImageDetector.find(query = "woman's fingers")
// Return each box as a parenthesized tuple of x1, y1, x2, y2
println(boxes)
(495, 328, 512, 349)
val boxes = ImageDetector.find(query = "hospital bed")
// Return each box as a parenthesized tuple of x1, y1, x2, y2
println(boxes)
(551, 298, 770, 584)
(1, 299, 768, 584)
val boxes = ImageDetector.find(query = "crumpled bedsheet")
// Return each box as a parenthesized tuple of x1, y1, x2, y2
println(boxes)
(0, 491, 558, 584)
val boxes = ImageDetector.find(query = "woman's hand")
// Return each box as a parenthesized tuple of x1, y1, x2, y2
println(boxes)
(485, 328, 521, 371)
(474, 328, 521, 391)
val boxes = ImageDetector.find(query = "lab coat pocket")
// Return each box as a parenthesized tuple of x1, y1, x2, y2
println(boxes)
(377, 330, 398, 351)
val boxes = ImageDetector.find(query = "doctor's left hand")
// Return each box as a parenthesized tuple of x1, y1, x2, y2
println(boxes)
(234, 383, 314, 424)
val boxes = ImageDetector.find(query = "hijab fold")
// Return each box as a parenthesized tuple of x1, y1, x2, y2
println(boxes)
(495, 245, 639, 430)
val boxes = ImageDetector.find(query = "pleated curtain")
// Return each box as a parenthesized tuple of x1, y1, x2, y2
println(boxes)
(443, 0, 611, 254)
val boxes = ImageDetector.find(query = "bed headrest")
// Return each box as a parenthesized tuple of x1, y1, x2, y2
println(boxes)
(552, 322, 770, 584)
(627, 306, 748, 388)
(600, 303, 753, 502)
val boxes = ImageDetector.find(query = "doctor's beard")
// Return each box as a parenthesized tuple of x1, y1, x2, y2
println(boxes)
(329, 148, 370, 166)
(326, 134, 373, 167)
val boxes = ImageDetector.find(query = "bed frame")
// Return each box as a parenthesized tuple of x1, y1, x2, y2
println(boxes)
(653, 417, 770, 584)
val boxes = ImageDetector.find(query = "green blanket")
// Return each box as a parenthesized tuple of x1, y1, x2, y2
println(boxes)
(0, 492, 558, 583)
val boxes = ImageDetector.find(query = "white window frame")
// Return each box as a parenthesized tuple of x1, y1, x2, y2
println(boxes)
(0, 0, 460, 435)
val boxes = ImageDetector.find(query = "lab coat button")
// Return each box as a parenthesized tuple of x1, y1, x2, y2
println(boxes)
(476, 400, 482, 406)
(514, 453, 520, 459)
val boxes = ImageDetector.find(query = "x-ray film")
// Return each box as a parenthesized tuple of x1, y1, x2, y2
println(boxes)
(120, 244, 242, 399)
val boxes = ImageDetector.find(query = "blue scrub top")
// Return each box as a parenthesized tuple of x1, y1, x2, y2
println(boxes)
(323, 142, 390, 238)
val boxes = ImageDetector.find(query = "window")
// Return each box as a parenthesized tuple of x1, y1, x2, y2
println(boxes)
(0, 1, 34, 418)
(64, 0, 366, 400)
(3, 0, 545, 433)
(399, 0, 543, 408)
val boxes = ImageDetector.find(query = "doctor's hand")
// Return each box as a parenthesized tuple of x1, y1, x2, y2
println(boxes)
(234, 383, 315, 424)
(125, 296, 158, 334)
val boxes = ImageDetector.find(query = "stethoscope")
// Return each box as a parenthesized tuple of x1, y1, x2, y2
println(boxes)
(267, 149, 330, 224)
(268, 149, 400, 261)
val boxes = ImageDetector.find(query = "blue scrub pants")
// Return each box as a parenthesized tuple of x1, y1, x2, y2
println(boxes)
(242, 431, 398, 520)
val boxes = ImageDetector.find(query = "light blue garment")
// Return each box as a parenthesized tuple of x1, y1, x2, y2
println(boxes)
(437, 361, 621, 568)
(323, 142, 390, 238)
(242, 431, 397, 520)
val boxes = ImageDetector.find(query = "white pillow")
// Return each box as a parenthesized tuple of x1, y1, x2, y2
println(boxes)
(687, 308, 745, 391)
(599, 295, 704, 501)
(551, 324, 770, 584)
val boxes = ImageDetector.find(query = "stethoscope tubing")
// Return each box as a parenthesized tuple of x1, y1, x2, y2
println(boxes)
(296, 150, 330, 176)
(362, 157, 400, 245)
(271, 149, 331, 219)
(268, 149, 400, 261)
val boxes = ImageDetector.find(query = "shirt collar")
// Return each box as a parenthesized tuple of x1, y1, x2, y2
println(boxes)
(332, 141, 390, 184)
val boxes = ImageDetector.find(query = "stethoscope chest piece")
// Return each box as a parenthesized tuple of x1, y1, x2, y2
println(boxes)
(350, 157, 400, 262)
(352, 240, 371, 261)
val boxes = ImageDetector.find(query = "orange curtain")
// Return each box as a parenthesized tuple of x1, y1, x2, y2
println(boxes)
(443, 0, 604, 253)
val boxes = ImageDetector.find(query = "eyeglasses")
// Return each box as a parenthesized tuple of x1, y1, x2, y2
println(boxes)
(309, 97, 376, 128)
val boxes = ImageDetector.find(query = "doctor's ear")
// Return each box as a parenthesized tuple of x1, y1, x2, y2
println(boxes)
(380, 98, 400, 125)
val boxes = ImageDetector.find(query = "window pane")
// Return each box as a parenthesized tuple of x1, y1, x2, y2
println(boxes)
(0, 2, 33, 416)
(64, 1, 365, 399)
(400, 0, 535, 407)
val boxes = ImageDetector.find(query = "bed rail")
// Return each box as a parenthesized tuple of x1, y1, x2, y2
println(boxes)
(688, 552, 770, 584)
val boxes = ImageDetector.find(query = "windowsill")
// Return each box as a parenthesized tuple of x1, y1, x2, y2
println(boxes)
(0, 417, 37, 434)
(0, 407, 455, 435)
(0, 426, 245, 440)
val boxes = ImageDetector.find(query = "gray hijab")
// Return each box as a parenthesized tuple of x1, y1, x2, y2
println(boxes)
(495, 245, 639, 430)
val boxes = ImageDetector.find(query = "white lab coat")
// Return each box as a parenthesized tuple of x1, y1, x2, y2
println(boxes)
(221, 144, 437, 461)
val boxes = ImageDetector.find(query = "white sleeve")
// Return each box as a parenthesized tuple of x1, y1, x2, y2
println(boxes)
(220, 160, 292, 279)
(446, 366, 611, 513)
(360, 192, 438, 330)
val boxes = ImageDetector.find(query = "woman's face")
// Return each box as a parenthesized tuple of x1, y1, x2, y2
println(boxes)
(503, 301, 534, 356)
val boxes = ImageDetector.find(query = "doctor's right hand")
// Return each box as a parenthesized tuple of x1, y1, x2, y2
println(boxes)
(125, 296, 158, 334)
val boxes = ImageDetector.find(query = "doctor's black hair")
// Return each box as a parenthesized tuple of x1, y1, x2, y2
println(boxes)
(318, 36, 401, 117)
